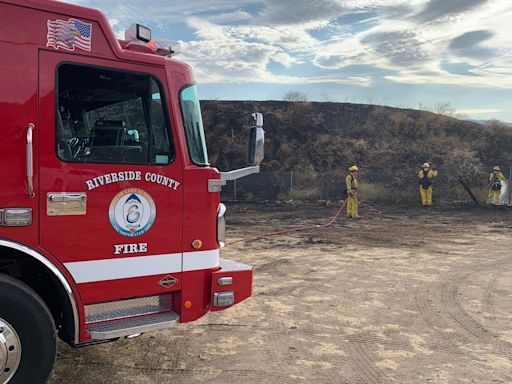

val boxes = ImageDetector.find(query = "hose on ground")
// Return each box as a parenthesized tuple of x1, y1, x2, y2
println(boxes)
(226, 200, 348, 246)
(226, 200, 384, 246)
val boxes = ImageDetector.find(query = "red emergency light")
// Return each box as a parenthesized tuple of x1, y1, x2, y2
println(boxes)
(125, 23, 151, 43)
(124, 23, 180, 57)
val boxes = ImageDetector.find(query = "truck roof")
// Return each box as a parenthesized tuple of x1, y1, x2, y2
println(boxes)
(2, 0, 192, 74)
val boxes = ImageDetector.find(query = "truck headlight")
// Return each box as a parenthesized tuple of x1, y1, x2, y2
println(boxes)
(217, 203, 226, 248)
(214, 291, 234, 307)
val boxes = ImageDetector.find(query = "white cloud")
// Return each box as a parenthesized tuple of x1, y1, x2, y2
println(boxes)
(255, 0, 347, 25)
(313, 0, 512, 88)
(202, 10, 252, 23)
(180, 19, 362, 85)
(68, 0, 512, 90)
(67, 0, 256, 29)
(223, 23, 323, 52)
(414, 0, 488, 22)
(457, 108, 503, 115)
(271, 52, 297, 68)
(180, 19, 294, 83)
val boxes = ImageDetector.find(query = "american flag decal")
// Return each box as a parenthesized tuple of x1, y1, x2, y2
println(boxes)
(47, 18, 92, 52)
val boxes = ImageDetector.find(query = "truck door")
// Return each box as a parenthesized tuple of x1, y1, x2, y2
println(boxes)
(38, 52, 183, 303)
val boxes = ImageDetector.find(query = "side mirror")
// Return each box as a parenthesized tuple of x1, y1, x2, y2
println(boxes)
(209, 113, 266, 192)
(248, 113, 265, 166)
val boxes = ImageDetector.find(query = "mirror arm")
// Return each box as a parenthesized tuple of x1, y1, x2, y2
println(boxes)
(220, 166, 260, 181)
(208, 112, 264, 193)
(208, 166, 260, 192)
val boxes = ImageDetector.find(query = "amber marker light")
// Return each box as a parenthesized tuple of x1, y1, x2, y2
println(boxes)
(184, 300, 192, 309)
(191, 239, 203, 249)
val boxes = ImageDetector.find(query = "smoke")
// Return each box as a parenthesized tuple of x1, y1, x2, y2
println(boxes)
(500, 180, 510, 206)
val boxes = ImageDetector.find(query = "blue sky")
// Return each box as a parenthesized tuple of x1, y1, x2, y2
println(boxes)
(69, 0, 512, 121)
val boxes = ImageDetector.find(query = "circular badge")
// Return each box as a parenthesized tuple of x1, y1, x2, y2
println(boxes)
(109, 188, 156, 237)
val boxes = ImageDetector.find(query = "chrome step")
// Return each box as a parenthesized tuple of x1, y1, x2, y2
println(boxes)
(86, 312, 180, 340)
(85, 294, 172, 324)
(220, 258, 252, 271)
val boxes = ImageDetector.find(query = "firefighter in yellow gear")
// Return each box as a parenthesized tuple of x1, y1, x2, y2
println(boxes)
(346, 165, 359, 218)
(418, 162, 438, 206)
(487, 166, 505, 205)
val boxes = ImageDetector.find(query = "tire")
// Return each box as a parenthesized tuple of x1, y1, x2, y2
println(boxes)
(0, 274, 56, 384)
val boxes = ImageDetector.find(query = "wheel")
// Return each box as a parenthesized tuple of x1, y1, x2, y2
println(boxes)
(0, 274, 56, 384)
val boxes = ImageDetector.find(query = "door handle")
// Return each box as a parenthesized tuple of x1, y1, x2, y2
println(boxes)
(47, 193, 87, 216)
(48, 193, 87, 203)
(26, 123, 35, 198)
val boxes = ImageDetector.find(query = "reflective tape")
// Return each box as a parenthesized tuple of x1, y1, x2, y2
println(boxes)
(65, 249, 220, 284)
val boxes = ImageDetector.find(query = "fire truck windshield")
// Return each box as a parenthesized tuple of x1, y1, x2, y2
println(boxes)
(180, 85, 209, 166)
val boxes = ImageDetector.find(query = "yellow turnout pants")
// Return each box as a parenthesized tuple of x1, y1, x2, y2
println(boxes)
(419, 186, 433, 206)
(487, 189, 501, 205)
(347, 194, 359, 218)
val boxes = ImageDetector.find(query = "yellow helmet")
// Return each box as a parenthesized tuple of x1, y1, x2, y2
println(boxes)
(422, 162, 430, 168)
(349, 165, 358, 172)
(493, 166, 501, 171)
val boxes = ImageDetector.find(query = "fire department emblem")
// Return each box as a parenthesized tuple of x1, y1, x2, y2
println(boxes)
(109, 188, 156, 237)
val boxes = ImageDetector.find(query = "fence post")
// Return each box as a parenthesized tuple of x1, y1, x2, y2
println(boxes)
(509, 166, 512, 206)
(234, 179, 237, 201)
(290, 171, 293, 199)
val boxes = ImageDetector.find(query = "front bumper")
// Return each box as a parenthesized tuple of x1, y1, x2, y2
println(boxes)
(210, 258, 253, 311)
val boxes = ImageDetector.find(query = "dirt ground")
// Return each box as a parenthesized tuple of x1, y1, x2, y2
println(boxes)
(49, 202, 512, 384)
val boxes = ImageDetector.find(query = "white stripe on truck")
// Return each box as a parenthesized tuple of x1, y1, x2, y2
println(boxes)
(64, 249, 220, 284)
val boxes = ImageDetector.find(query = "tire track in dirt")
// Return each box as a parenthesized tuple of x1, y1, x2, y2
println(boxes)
(415, 258, 512, 357)
(440, 268, 512, 356)
(414, 283, 441, 328)
(482, 270, 502, 318)
(337, 306, 393, 384)
(345, 333, 409, 350)
(344, 341, 390, 384)
(414, 275, 468, 357)
(257, 270, 347, 384)
(263, 325, 346, 384)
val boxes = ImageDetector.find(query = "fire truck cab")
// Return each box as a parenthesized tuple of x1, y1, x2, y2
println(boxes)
(0, 1, 263, 383)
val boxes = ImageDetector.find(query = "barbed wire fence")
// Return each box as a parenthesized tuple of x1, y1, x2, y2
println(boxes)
(221, 166, 512, 206)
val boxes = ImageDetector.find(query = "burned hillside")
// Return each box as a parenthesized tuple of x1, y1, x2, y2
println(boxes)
(202, 100, 512, 202)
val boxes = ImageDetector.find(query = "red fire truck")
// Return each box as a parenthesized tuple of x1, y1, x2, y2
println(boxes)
(0, 1, 264, 382)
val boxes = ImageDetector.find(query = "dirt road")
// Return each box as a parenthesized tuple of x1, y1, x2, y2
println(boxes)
(49, 203, 512, 383)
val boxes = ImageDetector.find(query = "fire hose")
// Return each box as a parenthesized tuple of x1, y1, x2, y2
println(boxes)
(226, 200, 382, 246)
